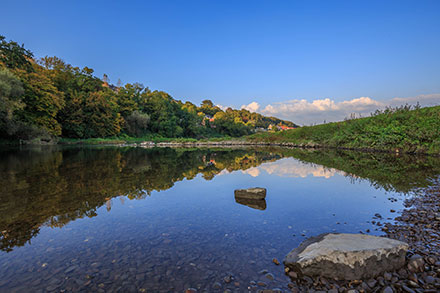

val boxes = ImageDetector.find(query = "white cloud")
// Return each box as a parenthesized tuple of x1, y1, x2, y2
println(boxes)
(250, 94, 440, 125)
(389, 94, 440, 107)
(241, 101, 260, 112)
(216, 104, 229, 111)
(242, 168, 260, 177)
(242, 158, 342, 179)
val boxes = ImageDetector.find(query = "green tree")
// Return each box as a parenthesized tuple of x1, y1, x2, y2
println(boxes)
(199, 99, 221, 117)
(82, 90, 122, 137)
(15, 63, 65, 136)
(0, 68, 24, 136)
(141, 91, 184, 137)
(0, 68, 24, 118)
(0, 35, 33, 71)
(124, 110, 150, 137)
(116, 83, 142, 118)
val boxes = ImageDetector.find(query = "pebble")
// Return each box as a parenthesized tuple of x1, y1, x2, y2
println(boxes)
(288, 271, 298, 279)
(45, 285, 59, 292)
(367, 279, 377, 288)
(64, 265, 78, 274)
(265, 273, 274, 280)
(424, 275, 435, 284)
(407, 280, 419, 288)
(212, 282, 222, 289)
(407, 255, 425, 273)
(401, 285, 415, 293)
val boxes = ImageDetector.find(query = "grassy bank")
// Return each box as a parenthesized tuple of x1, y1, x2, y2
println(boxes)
(247, 105, 440, 154)
(6, 105, 440, 154)
(58, 136, 200, 145)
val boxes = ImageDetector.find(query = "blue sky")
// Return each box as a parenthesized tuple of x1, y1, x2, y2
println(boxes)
(2, 0, 439, 124)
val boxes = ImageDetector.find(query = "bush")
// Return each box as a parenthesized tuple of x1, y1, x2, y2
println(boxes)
(124, 111, 150, 137)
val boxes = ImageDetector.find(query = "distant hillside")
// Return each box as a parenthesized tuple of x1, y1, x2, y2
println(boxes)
(0, 35, 296, 142)
(248, 105, 440, 154)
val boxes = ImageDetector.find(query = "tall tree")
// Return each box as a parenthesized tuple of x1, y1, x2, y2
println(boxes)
(0, 68, 24, 136)
(15, 63, 65, 136)
(0, 35, 33, 72)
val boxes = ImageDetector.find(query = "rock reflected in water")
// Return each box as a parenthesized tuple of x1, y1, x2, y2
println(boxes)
(235, 197, 267, 210)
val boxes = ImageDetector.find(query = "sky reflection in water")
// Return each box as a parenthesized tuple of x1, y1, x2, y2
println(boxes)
(0, 146, 438, 291)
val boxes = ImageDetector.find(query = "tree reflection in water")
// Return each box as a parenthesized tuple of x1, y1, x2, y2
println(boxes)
(1, 146, 439, 252)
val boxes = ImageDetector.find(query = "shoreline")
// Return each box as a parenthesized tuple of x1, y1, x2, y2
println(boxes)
(3, 135, 438, 156)
(283, 183, 440, 292)
(57, 139, 439, 156)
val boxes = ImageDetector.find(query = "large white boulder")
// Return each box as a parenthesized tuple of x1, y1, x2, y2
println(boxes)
(284, 233, 408, 280)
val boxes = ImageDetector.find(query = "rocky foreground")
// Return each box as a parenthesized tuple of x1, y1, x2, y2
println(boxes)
(284, 233, 409, 281)
(284, 183, 440, 292)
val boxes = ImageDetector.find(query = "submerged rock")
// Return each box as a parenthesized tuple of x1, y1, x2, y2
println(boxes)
(234, 197, 266, 210)
(234, 187, 266, 200)
(284, 233, 408, 280)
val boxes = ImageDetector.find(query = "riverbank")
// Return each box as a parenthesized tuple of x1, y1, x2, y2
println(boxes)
(57, 138, 440, 157)
(248, 105, 440, 155)
(5, 105, 439, 155)
(283, 183, 440, 292)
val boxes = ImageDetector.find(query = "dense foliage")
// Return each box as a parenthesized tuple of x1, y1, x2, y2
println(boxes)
(249, 105, 440, 154)
(0, 36, 296, 142)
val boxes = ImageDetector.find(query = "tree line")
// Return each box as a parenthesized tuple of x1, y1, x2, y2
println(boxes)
(0, 36, 296, 141)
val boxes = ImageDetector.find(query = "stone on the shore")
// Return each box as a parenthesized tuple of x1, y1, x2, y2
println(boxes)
(235, 197, 266, 210)
(284, 233, 409, 280)
(234, 187, 266, 200)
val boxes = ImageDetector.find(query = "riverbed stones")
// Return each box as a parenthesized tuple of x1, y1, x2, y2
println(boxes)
(234, 188, 266, 200)
(284, 233, 409, 280)
(407, 254, 425, 273)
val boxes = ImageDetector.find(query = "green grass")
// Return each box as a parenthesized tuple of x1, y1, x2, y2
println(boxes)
(58, 135, 199, 145)
(31, 105, 440, 154)
(57, 133, 243, 145)
(0, 138, 20, 146)
(247, 105, 440, 154)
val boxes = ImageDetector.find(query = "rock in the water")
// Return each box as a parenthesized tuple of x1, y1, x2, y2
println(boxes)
(234, 187, 266, 200)
(283, 233, 408, 280)
(235, 197, 266, 210)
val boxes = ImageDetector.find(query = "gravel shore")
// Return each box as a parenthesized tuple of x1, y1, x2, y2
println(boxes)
(285, 182, 440, 292)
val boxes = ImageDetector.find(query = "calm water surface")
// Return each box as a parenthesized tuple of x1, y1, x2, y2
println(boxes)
(0, 146, 439, 292)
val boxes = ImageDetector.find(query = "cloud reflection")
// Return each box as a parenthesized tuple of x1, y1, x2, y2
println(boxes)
(242, 158, 342, 179)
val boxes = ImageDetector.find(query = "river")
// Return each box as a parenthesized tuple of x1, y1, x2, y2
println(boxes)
(0, 146, 438, 292)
